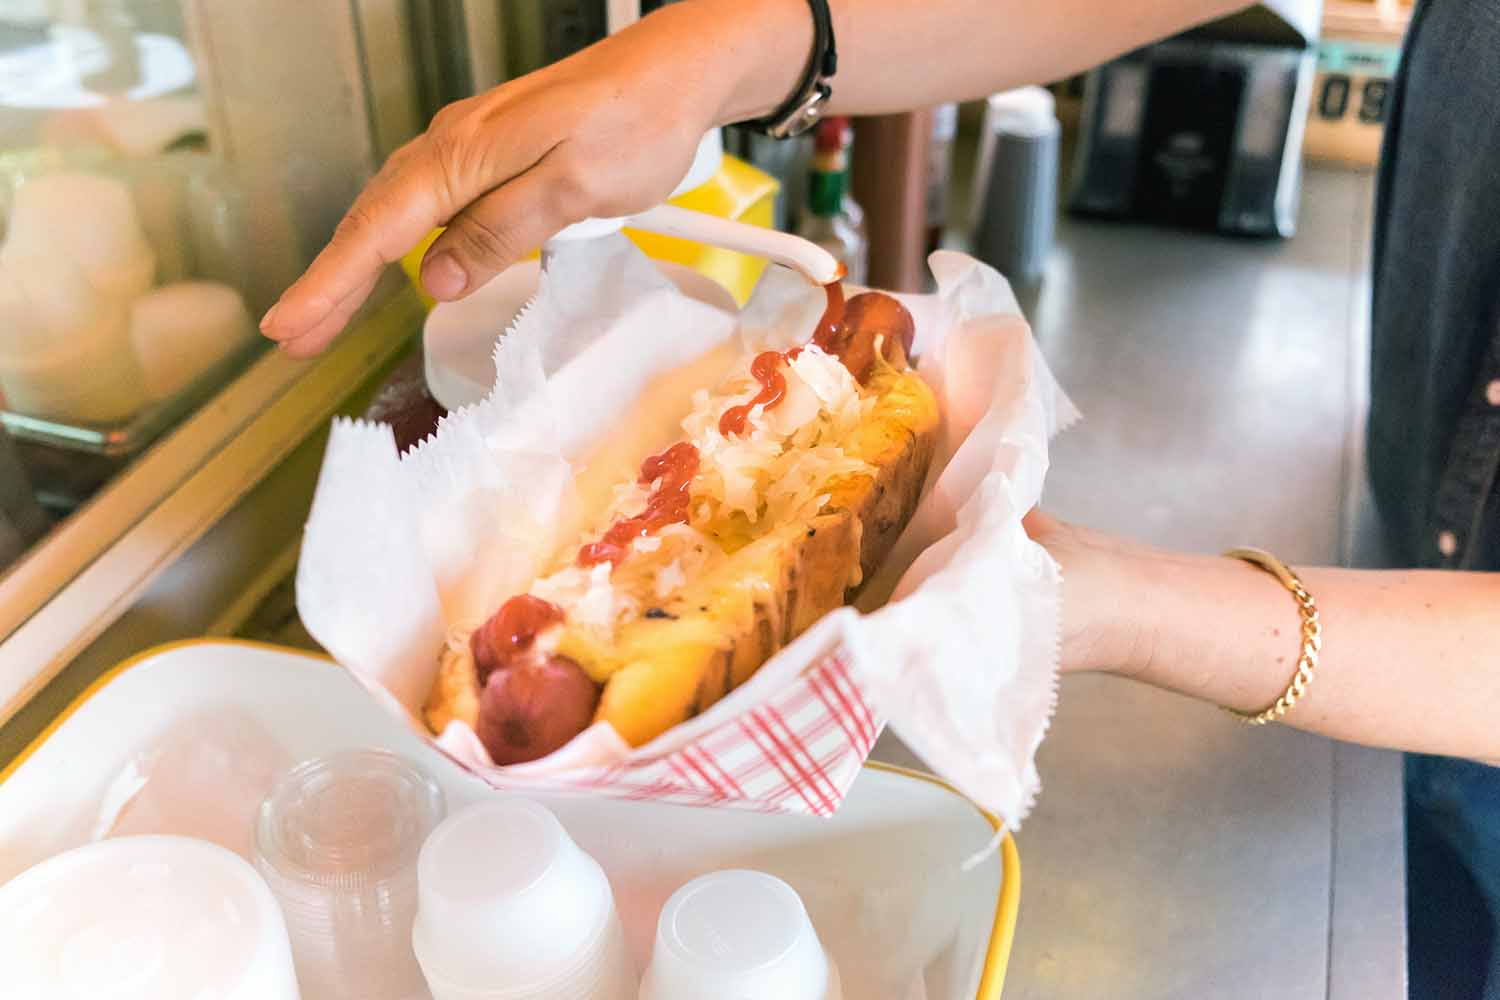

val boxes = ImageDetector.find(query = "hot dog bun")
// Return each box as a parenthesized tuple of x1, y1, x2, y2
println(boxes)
(424, 290, 938, 761)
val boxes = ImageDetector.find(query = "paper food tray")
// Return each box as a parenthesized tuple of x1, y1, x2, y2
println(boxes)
(298, 236, 1076, 828)
(0, 640, 1018, 999)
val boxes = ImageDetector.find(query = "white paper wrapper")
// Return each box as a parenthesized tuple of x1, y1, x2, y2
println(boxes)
(297, 235, 1077, 829)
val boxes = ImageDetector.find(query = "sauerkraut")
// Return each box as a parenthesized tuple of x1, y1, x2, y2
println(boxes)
(543, 344, 876, 643)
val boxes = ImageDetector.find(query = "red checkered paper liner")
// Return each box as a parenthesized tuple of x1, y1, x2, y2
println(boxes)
(446, 645, 879, 816)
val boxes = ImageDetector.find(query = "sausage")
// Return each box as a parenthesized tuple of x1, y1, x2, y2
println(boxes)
(837, 292, 917, 382)
(476, 654, 601, 765)
(470, 594, 564, 685)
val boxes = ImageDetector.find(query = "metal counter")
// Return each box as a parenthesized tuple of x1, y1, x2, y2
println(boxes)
(876, 166, 1405, 998)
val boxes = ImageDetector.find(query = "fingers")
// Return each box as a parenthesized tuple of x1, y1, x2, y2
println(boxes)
(275, 272, 380, 359)
(260, 95, 556, 352)
(260, 140, 440, 349)
(418, 155, 581, 300)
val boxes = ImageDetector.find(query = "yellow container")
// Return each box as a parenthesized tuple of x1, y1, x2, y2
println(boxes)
(400, 153, 780, 310)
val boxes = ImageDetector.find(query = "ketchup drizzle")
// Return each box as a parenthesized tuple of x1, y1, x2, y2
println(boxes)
(578, 442, 700, 567)
(718, 350, 789, 436)
(810, 279, 846, 355)
(720, 279, 850, 437)
(471, 594, 564, 682)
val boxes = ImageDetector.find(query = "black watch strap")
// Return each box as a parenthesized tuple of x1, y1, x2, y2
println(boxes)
(744, 0, 837, 139)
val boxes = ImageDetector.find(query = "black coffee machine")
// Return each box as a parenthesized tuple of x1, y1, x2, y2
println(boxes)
(1068, 1, 1322, 238)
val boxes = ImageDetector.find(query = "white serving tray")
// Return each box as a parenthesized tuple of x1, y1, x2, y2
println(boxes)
(0, 640, 1017, 998)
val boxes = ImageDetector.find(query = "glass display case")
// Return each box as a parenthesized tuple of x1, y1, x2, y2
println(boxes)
(0, 0, 440, 729)
(0, 0, 674, 764)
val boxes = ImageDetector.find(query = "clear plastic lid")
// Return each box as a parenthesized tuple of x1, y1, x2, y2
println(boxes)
(254, 747, 444, 892)
(254, 749, 446, 999)
(0, 835, 300, 1000)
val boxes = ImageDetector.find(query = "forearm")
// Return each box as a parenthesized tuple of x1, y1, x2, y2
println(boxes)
(688, 0, 1249, 123)
(1065, 532, 1500, 762)
(264, 0, 1249, 351)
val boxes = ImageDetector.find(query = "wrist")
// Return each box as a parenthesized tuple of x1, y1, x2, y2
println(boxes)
(1052, 527, 1166, 678)
(679, 0, 819, 126)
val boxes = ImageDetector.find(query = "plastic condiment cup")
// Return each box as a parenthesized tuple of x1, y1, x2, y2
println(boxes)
(0, 255, 149, 424)
(254, 748, 446, 1000)
(639, 870, 843, 1000)
(412, 797, 636, 999)
(130, 281, 255, 401)
(2, 171, 158, 301)
(0, 835, 300, 1000)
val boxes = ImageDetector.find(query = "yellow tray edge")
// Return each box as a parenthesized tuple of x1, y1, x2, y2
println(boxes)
(1, 637, 1019, 998)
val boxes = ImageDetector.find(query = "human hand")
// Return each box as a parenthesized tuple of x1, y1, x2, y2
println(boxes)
(260, 0, 800, 358)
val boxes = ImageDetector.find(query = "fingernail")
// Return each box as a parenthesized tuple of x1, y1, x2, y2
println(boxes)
(422, 251, 468, 300)
(259, 303, 280, 332)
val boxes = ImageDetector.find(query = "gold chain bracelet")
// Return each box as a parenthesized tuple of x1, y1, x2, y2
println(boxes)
(1220, 547, 1322, 726)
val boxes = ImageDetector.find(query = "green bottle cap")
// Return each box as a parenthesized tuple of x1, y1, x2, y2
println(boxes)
(808, 167, 847, 217)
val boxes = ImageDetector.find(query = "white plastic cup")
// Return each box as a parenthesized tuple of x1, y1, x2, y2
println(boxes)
(0, 835, 300, 1000)
(0, 255, 149, 424)
(129, 168, 194, 285)
(412, 798, 636, 999)
(130, 280, 255, 401)
(254, 749, 446, 1000)
(639, 870, 843, 1000)
(2, 171, 158, 301)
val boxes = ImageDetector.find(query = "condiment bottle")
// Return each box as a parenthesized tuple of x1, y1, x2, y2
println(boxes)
(795, 117, 868, 286)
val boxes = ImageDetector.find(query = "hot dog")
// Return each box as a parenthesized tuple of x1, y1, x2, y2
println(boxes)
(425, 286, 939, 764)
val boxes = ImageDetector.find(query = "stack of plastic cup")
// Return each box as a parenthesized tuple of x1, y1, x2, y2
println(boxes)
(0, 254, 149, 424)
(254, 749, 446, 1000)
(412, 798, 636, 999)
(130, 280, 255, 401)
(639, 870, 843, 1000)
(0, 835, 300, 999)
(2, 171, 157, 302)
(0, 170, 160, 424)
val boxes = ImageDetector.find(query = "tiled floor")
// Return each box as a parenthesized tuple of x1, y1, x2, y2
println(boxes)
(876, 166, 1405, 998)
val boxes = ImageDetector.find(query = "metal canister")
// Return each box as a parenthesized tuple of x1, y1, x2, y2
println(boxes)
(972, 87, 1061, 288)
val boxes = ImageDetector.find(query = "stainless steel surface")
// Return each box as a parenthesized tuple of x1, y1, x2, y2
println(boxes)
(462, 0, 508, 92)
(1, 340, 262, 458)
(183, 0, 414, 311)
(877, 166, 1404, 997)
(351, 0, 424, 160)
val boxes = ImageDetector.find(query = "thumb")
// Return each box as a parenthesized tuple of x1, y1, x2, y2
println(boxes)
(418, 164, 582, 301)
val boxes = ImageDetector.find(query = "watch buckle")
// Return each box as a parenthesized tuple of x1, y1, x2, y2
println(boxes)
(766, 84, 832, 140)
